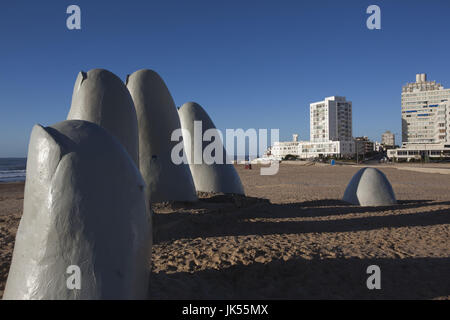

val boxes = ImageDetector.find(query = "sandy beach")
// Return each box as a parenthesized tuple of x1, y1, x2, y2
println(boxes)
(1, 163, 449, 299)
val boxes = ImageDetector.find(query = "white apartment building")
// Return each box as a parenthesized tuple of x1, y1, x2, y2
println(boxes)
(310, 96, 352, 142)
(388, 73, 450, 160)
(269, 96, 355, 159)
(297, 96, 354, 158)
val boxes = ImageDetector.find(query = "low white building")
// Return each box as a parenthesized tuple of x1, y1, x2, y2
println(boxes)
(387, 143, 450, 160)
(270, 141, 301, 159)
(297, 140, 355, 159)
(270, 139, 355, 160)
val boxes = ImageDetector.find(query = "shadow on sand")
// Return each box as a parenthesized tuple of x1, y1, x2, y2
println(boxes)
(153, 196, 450, 243)
(149, 256, 450, 299)
(150, 195, 450, 299)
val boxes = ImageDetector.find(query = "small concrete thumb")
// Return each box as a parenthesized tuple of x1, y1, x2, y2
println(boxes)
(3, 120, 151, 300)
(178, 102, 244, 195)
(342, 167, 397, 206)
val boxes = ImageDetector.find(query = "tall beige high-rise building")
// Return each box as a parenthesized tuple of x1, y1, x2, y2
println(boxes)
(381, 130, 395, 147)
(388, 73, 450, 160)
(401, 73, 449, 144)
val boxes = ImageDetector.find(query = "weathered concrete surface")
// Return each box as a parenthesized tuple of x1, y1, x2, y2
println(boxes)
(126, 69, 197, 202)
(178, 102, 244, 195)
(3, 120, 151, 300)
(67, 69, 139, 166)
(342, 167, 397, 206)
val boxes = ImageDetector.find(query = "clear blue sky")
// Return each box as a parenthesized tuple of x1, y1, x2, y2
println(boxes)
(1, 0, 450, 157)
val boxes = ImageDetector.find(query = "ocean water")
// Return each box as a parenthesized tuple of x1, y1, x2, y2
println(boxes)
(0, 158, 27, 182)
